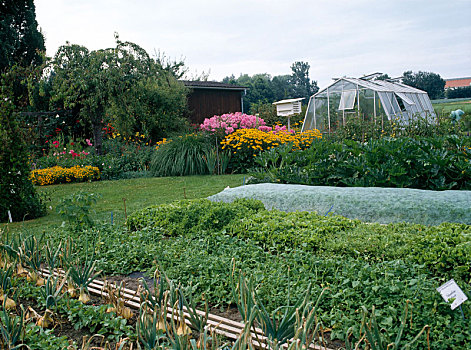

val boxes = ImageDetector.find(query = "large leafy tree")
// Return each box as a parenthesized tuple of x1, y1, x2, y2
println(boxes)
(290, 61, 319, 100)
(50, 38, 188, 153)
(222, 61, 318, 111)
(402, 71, 446, 100)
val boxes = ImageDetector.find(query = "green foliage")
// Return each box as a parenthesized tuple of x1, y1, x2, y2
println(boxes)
(52, 220, 470, 348)
(126, 198, 265, 232)
(56, 191, 101, 231)
(126, 199, 471, 283)
(446, 87, 471, 99)
(402, 71, 446, 100)
(222, 61, 318, 111)
(249, 101, 305, 127)
(49, 37, 189, 154)
(150, 134, 214, 177)
(290, 61, 319, 100)
(0, 0, 45, 71)
(250, 136, 471, 190)
(0, 306, 25, 349)
(0, 80, 45, 222)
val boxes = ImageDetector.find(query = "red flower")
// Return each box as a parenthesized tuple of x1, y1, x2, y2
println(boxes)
(70, 142, 74, 145)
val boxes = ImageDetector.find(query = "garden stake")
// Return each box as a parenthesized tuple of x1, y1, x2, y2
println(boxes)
(122, 198, 127, 220)
(325, 205, 334, 216)
(183, 187, 187, 199)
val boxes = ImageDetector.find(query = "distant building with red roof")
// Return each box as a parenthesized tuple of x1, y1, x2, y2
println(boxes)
(445, 77, 471, 89)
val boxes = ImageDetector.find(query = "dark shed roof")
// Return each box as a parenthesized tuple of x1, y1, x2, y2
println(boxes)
(181, 80, 247, 90)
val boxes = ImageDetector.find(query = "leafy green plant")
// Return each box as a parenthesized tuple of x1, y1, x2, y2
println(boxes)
(56, 190, 101, 231)
(150, 134, 213, 176)
(345, 303, 430, 350)
(250, 136, 471, 190)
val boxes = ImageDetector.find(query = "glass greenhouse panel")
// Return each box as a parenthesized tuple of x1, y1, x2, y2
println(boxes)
(301, 76, 437, 133)
(302, 96, 316, 131)
(314, 97, 328, 131)
(339, 90, 356, 110)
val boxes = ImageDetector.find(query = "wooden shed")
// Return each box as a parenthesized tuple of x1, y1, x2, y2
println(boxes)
(182, 81, 247, 124)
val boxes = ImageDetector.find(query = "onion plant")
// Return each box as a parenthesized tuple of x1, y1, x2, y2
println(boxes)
(68, 258, 101, 304)
(37, 273, 69, 328)
(137, 308, 168, 349)
(19, 234, 44, 286)
(0, 266, 15, 310)
(45, 241, 62, 272)
(0, 305, 25, 349)
(103, 281, 134, 320)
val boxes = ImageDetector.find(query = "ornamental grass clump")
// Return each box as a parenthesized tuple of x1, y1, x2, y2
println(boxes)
(150, 133, 213, 176)
(30, 165, 100, 186)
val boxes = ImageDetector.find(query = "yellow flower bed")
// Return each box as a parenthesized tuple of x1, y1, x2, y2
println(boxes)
(221, 128, 322, 155)
(220, 128, 322, 171)
(30, 166, 101, 186)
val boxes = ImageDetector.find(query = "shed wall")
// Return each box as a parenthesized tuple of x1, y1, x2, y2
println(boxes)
(187, 89, 242, 124)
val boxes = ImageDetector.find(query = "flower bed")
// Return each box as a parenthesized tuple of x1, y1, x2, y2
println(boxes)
(220, 128, 322, 171)
(30, 165, 100, 186)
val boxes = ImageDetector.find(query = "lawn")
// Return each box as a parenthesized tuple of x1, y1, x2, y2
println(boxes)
(1, 174, 244, 235)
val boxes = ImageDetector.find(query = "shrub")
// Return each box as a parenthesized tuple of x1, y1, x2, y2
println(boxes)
(0, 84, 45, 222)
(221, 128, 322, 172)
(200, 112, 268, 135)
(30, 166, 100, 186)
(149, 133, 214, 176)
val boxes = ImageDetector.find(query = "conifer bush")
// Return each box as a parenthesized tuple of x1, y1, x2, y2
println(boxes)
(0, 83, 45, 222)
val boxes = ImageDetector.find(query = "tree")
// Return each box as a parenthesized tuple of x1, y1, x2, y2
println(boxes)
(49, 38, 188, 151)
(0, 0, 45, 71)
(290, 61, 319, 100)
(375, 73, 391, 81)
(0, 73, 45, 222)
(402, 71, 445, 99)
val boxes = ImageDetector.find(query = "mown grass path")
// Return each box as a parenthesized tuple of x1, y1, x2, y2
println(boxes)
(2, 174, 244, 234)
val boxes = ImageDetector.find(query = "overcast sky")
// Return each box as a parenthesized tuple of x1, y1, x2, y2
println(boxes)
(35, 0, 471, 88)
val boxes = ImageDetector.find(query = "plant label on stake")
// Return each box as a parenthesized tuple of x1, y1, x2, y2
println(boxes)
(436, 279, 468, 310)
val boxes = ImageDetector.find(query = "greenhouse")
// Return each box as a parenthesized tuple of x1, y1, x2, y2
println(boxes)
(301, 75, 436, 133)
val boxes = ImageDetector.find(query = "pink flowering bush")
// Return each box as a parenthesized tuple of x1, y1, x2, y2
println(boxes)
(200, 113, 267, 135)
(200, 112, 295, 136)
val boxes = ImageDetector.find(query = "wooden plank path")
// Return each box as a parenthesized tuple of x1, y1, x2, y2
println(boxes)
(40, 268, 334, 350)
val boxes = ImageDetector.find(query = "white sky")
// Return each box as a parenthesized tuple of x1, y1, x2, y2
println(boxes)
(35, 0, 471, 88)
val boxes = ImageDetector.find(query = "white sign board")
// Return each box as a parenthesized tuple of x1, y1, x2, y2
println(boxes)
(437, 279, 468, 310)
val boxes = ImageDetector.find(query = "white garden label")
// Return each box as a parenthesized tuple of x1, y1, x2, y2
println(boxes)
(437, 279, 468, 310)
